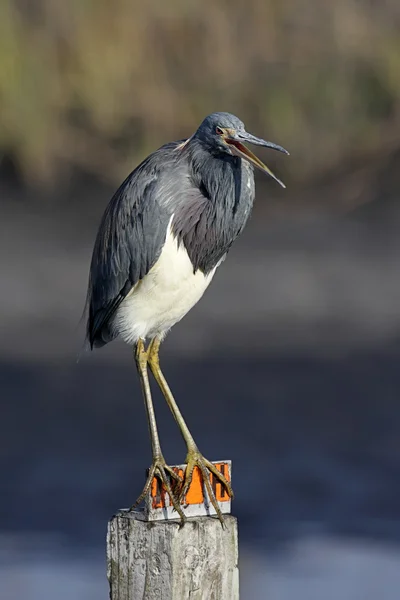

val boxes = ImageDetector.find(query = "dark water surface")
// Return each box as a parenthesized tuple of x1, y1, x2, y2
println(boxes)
(2, 181, 400, 598)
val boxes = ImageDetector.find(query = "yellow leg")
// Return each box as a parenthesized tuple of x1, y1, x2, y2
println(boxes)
(147, 337, 234, 523)
(130, 339, 185, 522)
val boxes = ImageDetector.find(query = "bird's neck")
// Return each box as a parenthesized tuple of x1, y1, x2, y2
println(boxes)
(173, 140, 255, 274)
(190, 140, 254, 212)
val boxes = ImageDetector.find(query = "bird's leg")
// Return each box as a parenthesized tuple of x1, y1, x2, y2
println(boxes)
(147, 337, 233, 523)
(130, 339, 185, 522)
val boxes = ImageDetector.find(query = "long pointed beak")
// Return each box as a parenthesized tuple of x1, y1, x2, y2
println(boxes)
(225, 131, 289, 188)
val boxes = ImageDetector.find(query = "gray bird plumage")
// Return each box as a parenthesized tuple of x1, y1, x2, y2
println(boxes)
(86, 112, 273, 348)
(87, 141, 178, 347)
(84, 111, 288, 523)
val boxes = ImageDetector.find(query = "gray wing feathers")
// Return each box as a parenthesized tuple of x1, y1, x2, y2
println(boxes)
(86, 151, 175, 348)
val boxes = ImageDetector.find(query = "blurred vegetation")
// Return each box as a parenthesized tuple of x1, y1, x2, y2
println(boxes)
(1, 0, 400, 187)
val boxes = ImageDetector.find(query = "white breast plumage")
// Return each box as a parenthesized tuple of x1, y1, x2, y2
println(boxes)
(112, 219, 218, 344)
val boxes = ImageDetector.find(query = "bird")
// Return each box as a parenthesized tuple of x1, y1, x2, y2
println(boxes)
(85, 112, 288, 523)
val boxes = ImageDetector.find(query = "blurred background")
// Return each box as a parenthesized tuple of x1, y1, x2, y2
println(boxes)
(1, 0, 400, 598)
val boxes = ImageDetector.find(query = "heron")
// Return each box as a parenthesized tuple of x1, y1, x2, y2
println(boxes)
(85, 112, 288, 523)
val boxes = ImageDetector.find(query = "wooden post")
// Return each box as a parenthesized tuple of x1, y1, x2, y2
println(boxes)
(107, 461, 239, 600)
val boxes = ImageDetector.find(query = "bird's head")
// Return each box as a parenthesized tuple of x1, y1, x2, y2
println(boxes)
(193, 112, 289, 188)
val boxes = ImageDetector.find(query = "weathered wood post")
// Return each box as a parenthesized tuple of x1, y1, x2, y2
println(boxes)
(107, 461, 239, 600)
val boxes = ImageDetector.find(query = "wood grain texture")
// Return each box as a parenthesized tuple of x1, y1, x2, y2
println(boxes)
(107, 512, 239, 599)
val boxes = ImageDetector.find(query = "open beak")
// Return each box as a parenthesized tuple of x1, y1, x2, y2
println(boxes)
(224, 130, 289, 188)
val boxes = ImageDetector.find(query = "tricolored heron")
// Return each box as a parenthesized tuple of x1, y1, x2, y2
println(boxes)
(85, 112, 288, 522)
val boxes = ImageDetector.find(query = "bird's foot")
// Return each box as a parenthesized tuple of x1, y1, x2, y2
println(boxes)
(129, 455, 186, 523)
(178, 447, 234, 524)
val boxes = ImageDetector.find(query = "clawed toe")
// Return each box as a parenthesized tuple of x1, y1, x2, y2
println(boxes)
(130, 457, 186, 523)
(178, 450, 233, 524)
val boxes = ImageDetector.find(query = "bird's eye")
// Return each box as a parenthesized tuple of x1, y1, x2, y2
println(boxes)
(216, 126, 224, 135)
